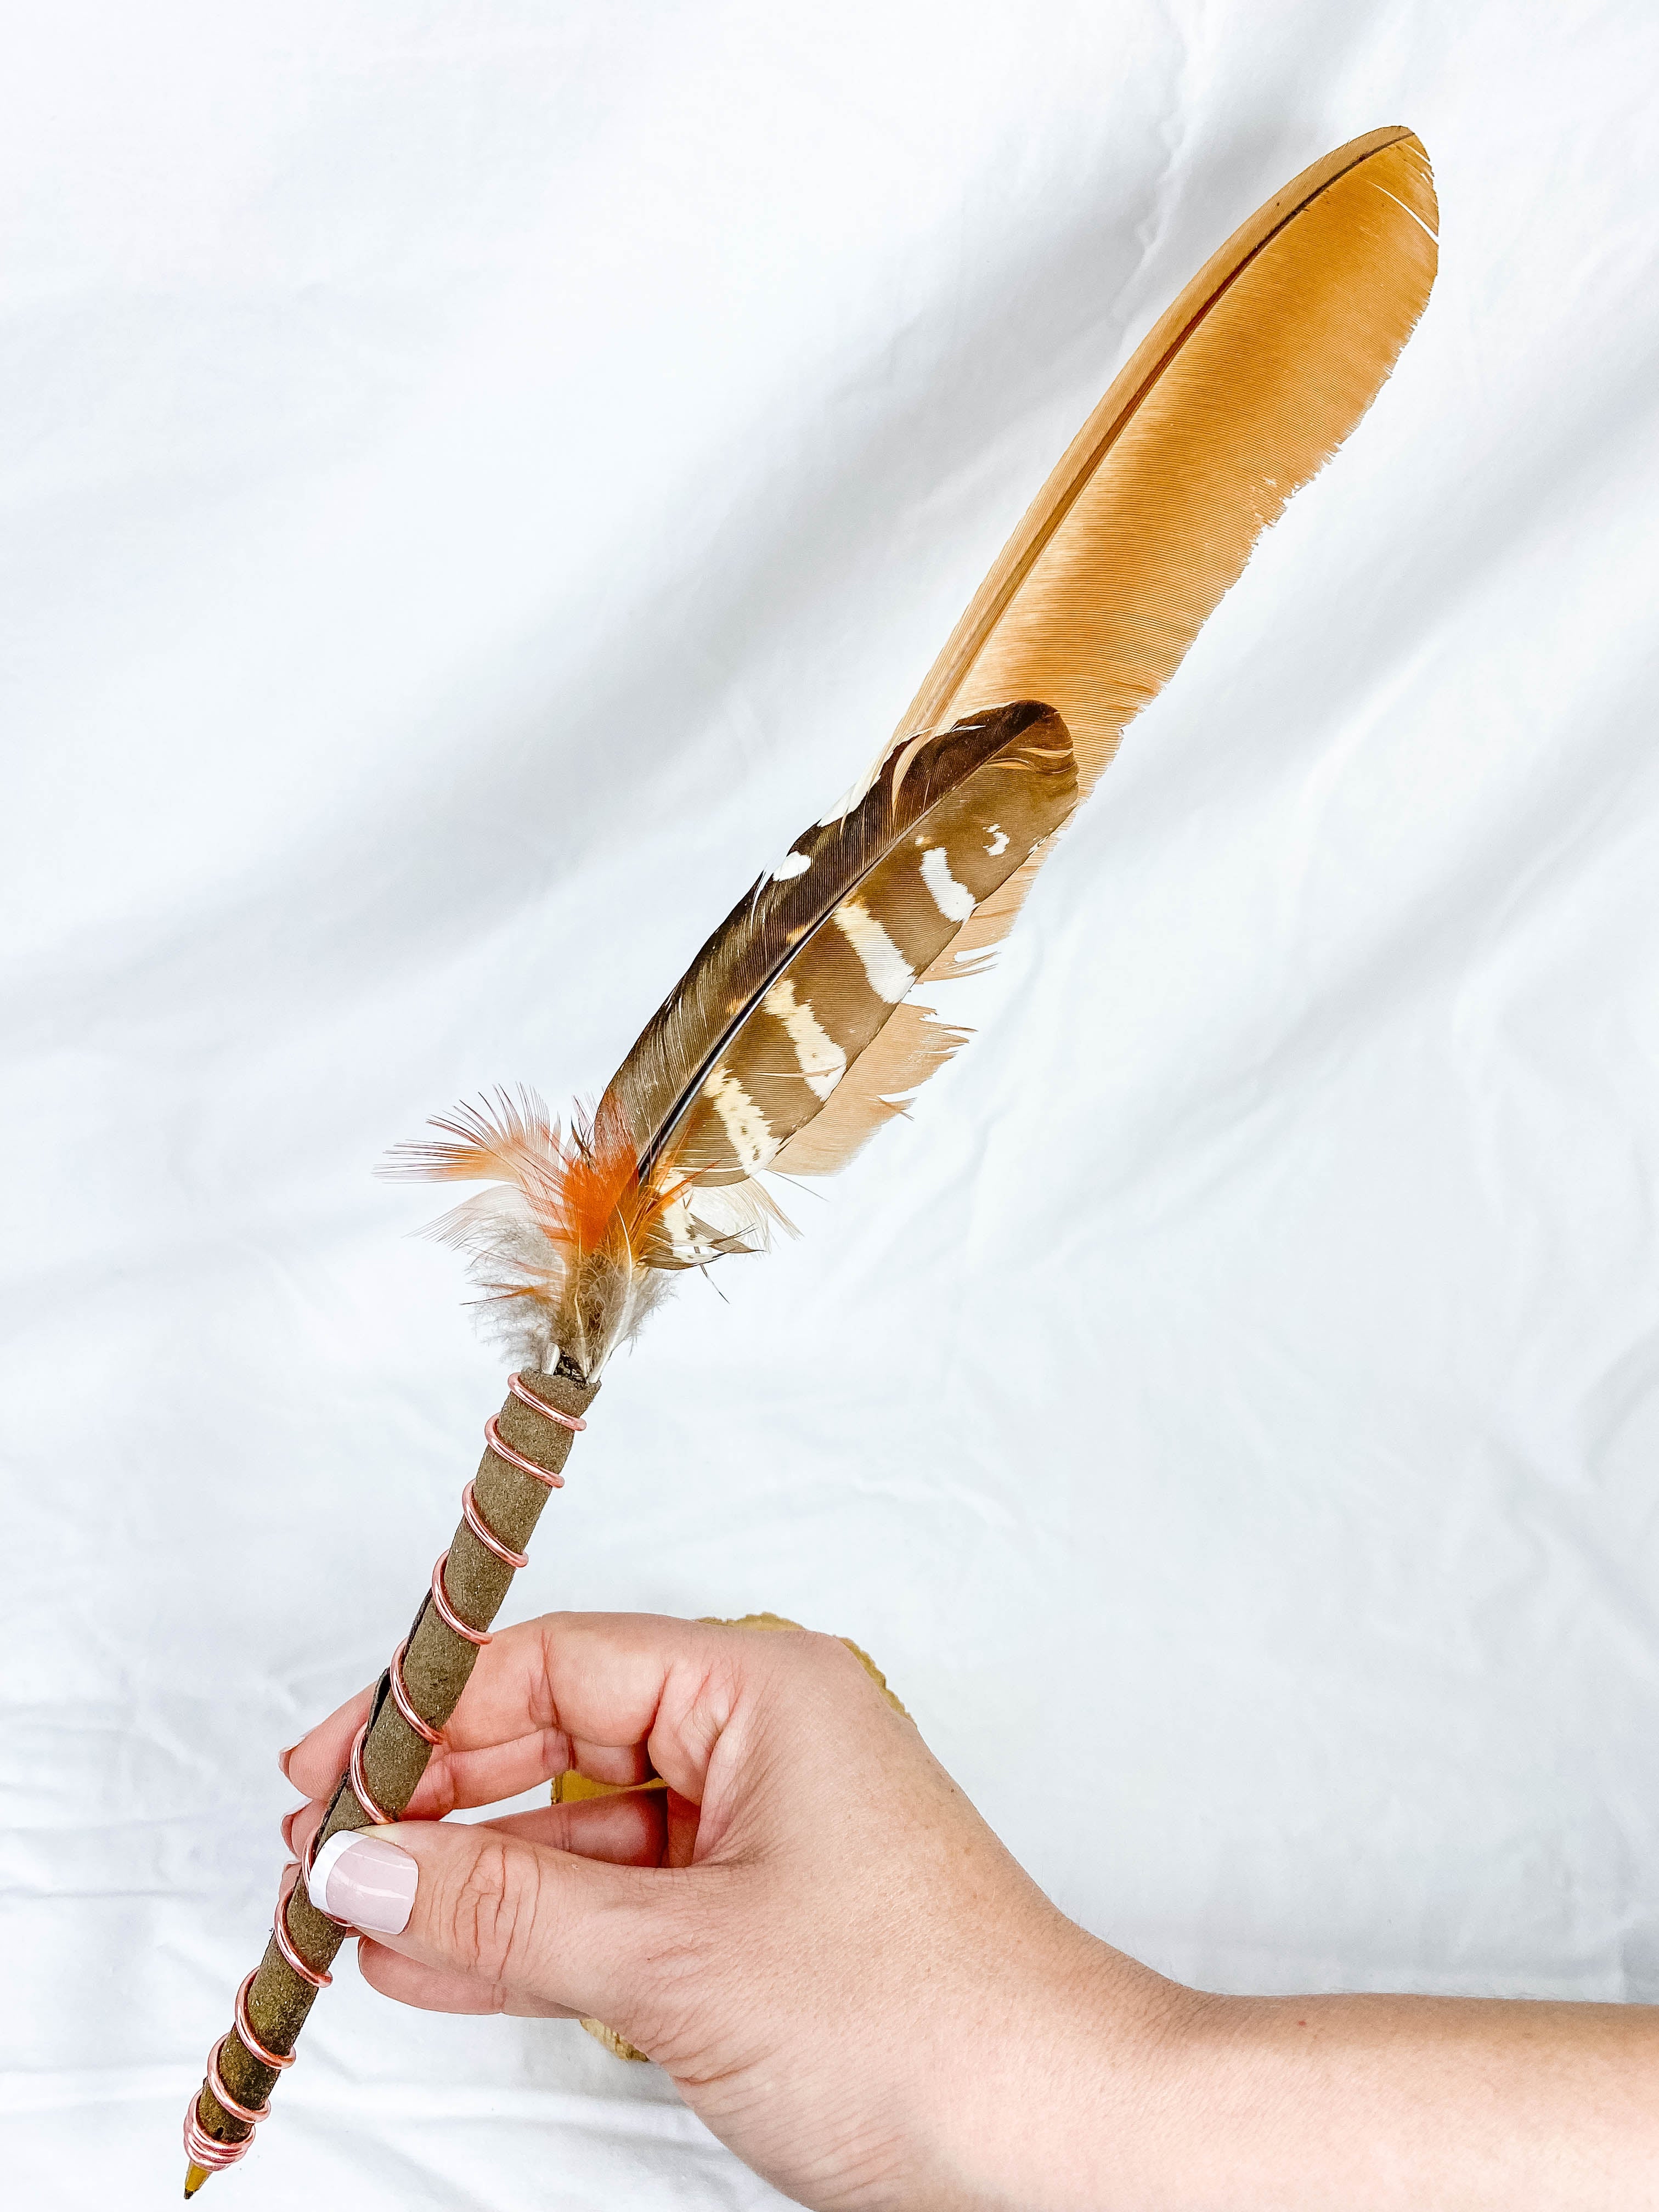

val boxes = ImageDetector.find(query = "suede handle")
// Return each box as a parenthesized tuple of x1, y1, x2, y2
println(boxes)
(190, 1364, 599, 2159)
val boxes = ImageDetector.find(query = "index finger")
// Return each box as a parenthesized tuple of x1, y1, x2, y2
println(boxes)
(282, 1630, 649, 1814)
(279, 1612, 698, 1807)
(284, 1610, 814, 1812)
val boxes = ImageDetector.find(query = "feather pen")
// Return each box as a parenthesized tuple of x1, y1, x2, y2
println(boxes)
(184, 125, 1436, 2190)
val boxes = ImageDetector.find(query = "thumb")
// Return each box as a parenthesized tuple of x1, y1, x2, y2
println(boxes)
(307, 1817, 668, 2025)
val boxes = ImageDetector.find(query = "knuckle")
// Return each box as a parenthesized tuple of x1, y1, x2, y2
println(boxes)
(793, 1628, 871, 1697)
(442, 1841, 546, 1986)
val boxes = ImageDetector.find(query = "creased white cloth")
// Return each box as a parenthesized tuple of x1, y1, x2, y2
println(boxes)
(4, 3, 1658, 2205)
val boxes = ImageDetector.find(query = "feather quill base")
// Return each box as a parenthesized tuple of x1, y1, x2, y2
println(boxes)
(384, 1088, 766, 1377)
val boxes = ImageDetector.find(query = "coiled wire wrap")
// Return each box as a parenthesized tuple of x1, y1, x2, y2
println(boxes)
(388, 1637, 443, 1745)
(186, 1371, 580, 2168)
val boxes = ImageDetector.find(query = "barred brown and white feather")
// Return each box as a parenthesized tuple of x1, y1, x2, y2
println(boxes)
(606, 699, 1078, 1228)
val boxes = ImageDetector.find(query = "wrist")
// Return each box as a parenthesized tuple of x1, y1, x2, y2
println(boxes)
(916, 1905, 1205, 2212)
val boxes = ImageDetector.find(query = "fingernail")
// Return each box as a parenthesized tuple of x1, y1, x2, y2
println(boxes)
(306, 1831, 417, 1934)
(277, 1743, 298, 1782)
(280, 1808, 298, 1854)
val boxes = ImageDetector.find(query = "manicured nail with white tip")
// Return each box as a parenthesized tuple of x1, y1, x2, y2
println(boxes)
(306, 1831, 417, 1934)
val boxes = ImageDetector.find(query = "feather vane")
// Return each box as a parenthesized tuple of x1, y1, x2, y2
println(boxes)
(609, 698, 1078, 1203)
(895, 127, 1438, 796)
(392, 129, 1437, 1375)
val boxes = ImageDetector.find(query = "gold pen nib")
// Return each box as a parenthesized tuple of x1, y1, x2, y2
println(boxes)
(184, 2164, 211, 2198)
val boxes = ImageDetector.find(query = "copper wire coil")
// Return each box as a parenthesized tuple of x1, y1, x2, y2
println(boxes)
(461, 1477, 529, 1570)
(483, 1413, 565, 1489)
(507, 1370, 586, 1432)
(207, 2033, 270, 2126)
(388, 1638, 444, 1746)
(183, 2090, 252, 2170)
(189, 1367, 583, 2174)
(274, 1865, 334, 1988)
(430, 1550, 492, 1645)
(233, 1970, 294, 2072)
(348, 1720, 394, 1827)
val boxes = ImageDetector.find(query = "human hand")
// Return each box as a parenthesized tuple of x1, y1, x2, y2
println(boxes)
(281, 1611, 1187, 2211)
(283, 1613, 1659, 2210)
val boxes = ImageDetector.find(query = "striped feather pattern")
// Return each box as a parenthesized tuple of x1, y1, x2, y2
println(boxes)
(608, 699, 1077, 1251)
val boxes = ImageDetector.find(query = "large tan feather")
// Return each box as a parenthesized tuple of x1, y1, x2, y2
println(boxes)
(900, 127, 1436, 798)
(860, 126, 1436, 994)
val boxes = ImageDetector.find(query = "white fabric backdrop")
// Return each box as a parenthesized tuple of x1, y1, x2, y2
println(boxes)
(4, 3, 1657, 2204)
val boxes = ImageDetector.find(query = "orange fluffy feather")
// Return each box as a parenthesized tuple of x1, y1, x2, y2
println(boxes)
(385, 1089, 706, 1374)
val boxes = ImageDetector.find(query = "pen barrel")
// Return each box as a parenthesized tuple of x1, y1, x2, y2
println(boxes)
(186, 1364, 599, 2174)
